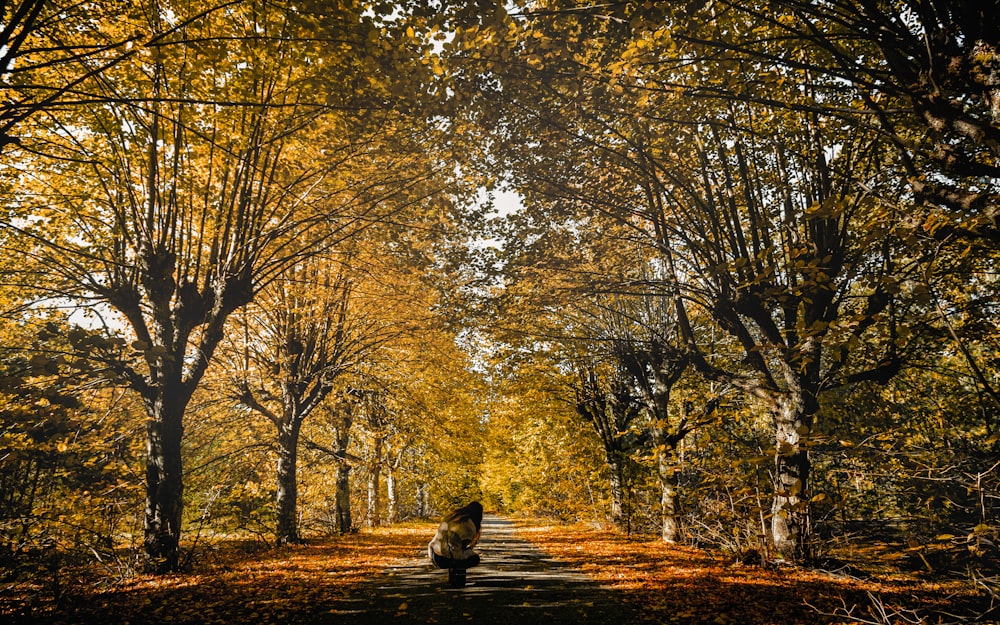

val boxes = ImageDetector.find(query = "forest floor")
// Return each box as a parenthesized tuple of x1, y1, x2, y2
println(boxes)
(3, 516, 997, 624)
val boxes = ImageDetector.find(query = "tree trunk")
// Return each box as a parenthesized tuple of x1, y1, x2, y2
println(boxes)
(335, 463, 352, 533)
(366, 458, 381, 528)
(364, 426, 386, 528)
(385, 445, 406, 525)
(143, 395, 185, 573)
(365, 454, 382, 527)
(607, 455, 627, 530)
(652, 399, 683, 543)
(771, 396, 813, 561)
(333, 408, 354, 534)
(275, 418, 302, 546)
(386, 465, 398, 525)
(415, 483, 429, 518)
(659, 450, 681, 543)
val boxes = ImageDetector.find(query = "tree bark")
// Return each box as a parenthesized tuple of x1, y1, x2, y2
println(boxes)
(415, 483, 429, 518)
(143, 393, 185, 573)
(366, 449, 381, 529)
(386, 465, 398, 525)
(275, 418, 303, 546)
(335, 463, 352, 534)
(333, 406, 354, 534)
(659, 450, 681, 543)
(645, 384, 687, 543)
(770, 395, 813, 561)
(366, 472, 380, 528)
(607, 454, 627, 530)
(385, 445, 406, 525)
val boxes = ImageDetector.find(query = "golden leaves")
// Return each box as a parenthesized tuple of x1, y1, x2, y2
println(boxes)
(514, 520, 978, 625)
(17, 523, 437, 622)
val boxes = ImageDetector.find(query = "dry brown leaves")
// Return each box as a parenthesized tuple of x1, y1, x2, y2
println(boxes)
(513, 521, 994, 625)
(5, 523, 434, 625)
(6, 519, 996, 625)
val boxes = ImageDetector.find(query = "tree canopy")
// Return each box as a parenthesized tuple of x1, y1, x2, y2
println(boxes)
(1, 1, 998, 611)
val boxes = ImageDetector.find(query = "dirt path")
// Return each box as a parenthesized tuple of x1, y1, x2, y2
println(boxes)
(323, 516, 639, 624)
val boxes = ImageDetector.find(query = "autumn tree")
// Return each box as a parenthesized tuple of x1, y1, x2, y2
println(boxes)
(573, 357, 645, 531)
(443, 3, 936, 560)
(279, 386, 364, 535)
(0, 319, 142, 569)
(636, 0, 1000, 413)
(352, 387, 388, 528)
(602, 303, 719, 543)
(1, 0, 445, 571)
(537, 291, 719, 539)
(0, 0, 141, 154)
(651, 0, 1000, 240)
(324, 392, 360, 533)
(223, 255, 388, 545)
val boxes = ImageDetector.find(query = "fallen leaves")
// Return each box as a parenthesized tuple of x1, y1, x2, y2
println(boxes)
(4, 523, 436, 624)
(512, 520, 991, 625)
(5, 519, 994, 624)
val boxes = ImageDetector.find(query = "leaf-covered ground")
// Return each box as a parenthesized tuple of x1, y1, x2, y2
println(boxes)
(4, 519, 995, 624)
(513, 521, 996, 624)
(5, 524, 433, 624)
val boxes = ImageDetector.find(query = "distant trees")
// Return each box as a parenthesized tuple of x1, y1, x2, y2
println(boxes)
(224, 255, 378, 545)
(479, 355, 607, 521)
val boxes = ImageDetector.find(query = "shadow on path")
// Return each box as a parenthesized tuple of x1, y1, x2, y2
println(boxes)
(324, 516, 638, 624)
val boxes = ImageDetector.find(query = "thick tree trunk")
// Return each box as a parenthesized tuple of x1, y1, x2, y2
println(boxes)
(653, 400, 683, 543)
(143, 395, 185, 573)
(607, 456, 627, 530)
(275, 418, 302, 546)
(659, 451, 681, 543)
(771, 397, 813, 561)
(334, 463, 352, 533)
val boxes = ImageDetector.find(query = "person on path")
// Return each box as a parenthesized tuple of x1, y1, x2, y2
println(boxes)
(427, 501, 483, 572)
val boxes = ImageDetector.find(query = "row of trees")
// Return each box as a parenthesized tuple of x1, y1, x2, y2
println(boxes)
(1, 0, 998, 591)
(441, 0, 1000, 563)
(0, 0, 488, 576)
